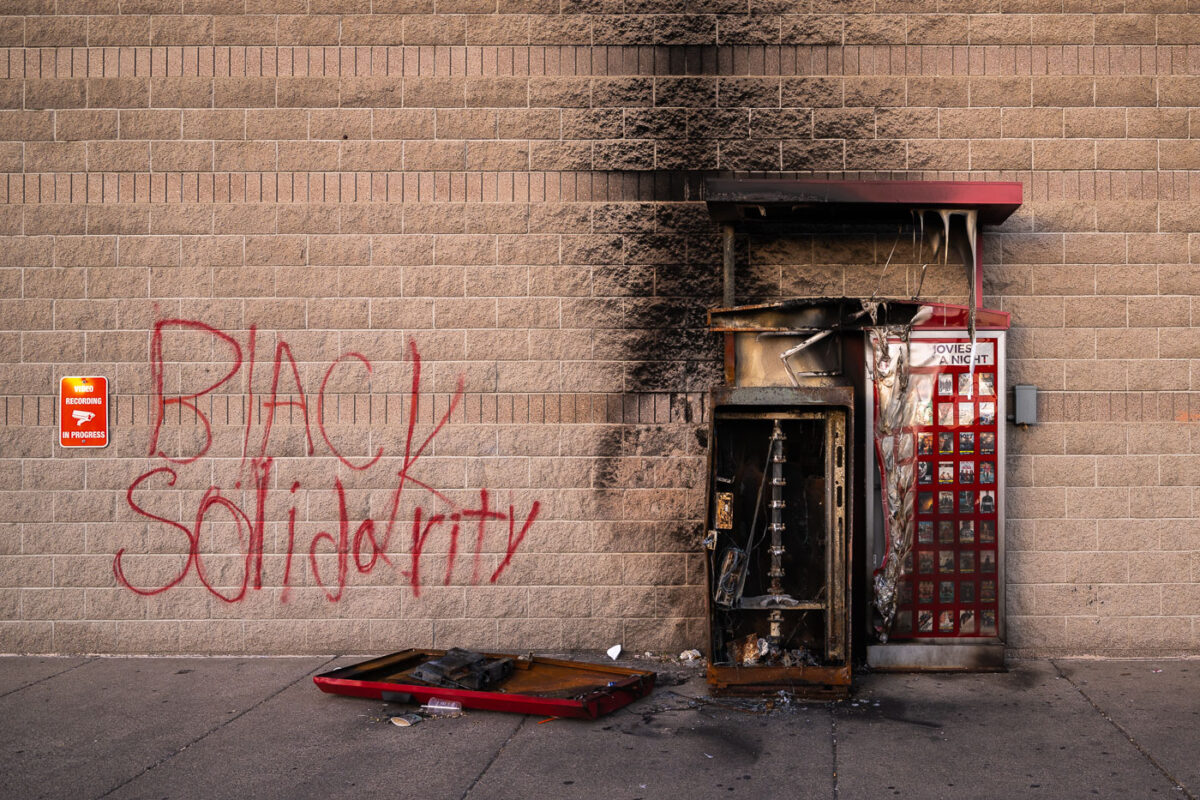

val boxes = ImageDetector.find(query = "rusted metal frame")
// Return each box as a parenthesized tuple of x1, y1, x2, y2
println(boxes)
(710, 385, 854, 410)
(721, 223, 736, 306)
(714, 408, 829, 421)
(707, 663, 851, 697)
(723, 333, 736, 385)
(721, 223, 737, 385)
(701, 407, 718, 663)
(827, 409, 848, 662)
(708, 664, 851, 684)
(825, 412, 836, 661)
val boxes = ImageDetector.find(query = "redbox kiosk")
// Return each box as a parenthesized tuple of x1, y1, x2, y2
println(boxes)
(864, 307, 1010, 670)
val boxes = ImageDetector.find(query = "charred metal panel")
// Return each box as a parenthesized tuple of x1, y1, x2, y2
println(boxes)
(704, 369, 853, 695)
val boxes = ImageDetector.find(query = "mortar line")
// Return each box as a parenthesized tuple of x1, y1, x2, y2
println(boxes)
(0, 657, 97, 700)
(93, 656, 338, 800)
(1051, 659, 1195, 800)
(461, 714, 528, 800)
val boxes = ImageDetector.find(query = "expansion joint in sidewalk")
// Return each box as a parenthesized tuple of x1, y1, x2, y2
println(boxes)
(461, 714, 527, 800)
(92, 655, 339, 800)
(0, 657, 96, 700)
(1051, 659, 1196, 800)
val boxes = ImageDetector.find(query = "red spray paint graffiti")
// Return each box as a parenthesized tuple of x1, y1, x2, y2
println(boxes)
(114, 320, 540, 602)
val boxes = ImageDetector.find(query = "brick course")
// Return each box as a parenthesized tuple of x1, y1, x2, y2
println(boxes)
(1, 7, 1199, 657)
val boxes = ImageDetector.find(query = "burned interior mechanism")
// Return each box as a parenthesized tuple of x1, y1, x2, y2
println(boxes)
(709, 411, 845, 677)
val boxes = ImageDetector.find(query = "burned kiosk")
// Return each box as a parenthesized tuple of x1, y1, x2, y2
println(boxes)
(702, 180, 1022, 695)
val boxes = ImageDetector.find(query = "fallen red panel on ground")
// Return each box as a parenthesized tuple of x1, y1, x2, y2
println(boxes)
(314, 649, 656, 719)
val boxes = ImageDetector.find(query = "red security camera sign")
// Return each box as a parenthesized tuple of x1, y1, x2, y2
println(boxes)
(59, 377, 108, 448)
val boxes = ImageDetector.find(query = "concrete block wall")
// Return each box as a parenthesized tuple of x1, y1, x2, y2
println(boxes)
(0, 2, 1197, 656)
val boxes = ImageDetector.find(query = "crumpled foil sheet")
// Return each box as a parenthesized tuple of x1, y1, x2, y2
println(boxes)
(865, 211, 977, 642)
(867, 325, 916, 642)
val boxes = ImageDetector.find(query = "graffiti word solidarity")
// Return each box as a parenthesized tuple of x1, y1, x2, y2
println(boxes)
(114, 320, 540, 602)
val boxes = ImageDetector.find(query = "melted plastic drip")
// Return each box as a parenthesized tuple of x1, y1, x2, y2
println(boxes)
(914, 208, 981, 395)
(870, 208, 982, 640)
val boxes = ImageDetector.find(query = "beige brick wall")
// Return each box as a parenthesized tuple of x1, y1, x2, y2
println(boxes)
(0, 3, 1197, 657)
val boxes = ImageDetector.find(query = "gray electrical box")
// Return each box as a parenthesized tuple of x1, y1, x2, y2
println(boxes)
(1014, 384, 1037, 425)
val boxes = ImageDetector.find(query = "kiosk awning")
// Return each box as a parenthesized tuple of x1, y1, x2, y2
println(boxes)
(705, 178, 1023, 226)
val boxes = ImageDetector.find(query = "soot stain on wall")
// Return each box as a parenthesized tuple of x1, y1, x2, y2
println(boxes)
(590, 228, 723, 552)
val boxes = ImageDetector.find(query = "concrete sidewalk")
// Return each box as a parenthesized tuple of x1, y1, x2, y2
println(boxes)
(0, 655, 1195, 800)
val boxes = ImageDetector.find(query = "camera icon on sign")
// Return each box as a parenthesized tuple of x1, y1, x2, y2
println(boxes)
(71, 410, 95, 426)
